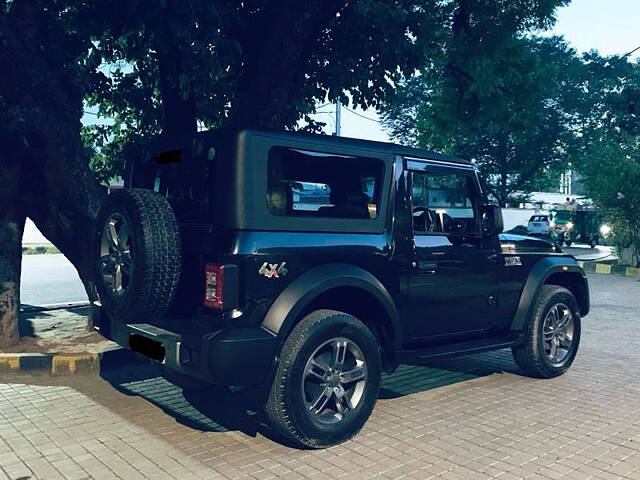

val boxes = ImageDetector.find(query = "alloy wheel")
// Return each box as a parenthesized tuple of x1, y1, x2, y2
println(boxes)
(99, 213, 133, 296)
(302, 337, 368, 424)
(542, 303, 575, 364)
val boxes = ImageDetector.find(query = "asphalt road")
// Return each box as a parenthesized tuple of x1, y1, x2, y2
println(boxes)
(19, 244, 615, 307)
(562, 244, 616, 261)
(20, 254, 87, 307)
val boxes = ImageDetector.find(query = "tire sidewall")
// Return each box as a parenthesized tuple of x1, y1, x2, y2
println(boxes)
(536, 289, 581, 373)
(282, 314, 381, 446)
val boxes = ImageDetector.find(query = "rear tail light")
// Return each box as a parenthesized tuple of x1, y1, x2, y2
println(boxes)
(204, 263, 224, 309)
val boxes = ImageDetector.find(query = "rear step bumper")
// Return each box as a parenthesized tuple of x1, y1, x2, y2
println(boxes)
(127, 323, 183, 366)
(109, 320, 277, 386)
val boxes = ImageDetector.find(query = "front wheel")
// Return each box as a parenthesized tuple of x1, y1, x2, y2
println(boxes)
(512, 285, 581, 378)
(264, 310, 381, 448)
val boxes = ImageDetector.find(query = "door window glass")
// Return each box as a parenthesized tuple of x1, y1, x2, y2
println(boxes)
(411, 170, 479, 234)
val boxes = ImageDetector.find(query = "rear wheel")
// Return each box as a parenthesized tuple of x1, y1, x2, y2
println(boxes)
(264, 310, 381, 448)
(512, 285, 581, 378)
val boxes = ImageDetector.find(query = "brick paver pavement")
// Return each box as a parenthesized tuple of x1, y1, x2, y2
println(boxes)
(1, 273, 639, 480)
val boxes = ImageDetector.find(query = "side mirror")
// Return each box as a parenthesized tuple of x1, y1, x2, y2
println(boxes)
(482, 204, 503, 236)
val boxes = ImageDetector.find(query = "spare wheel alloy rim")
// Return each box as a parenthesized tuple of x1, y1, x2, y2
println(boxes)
(99, 212, 133, 296)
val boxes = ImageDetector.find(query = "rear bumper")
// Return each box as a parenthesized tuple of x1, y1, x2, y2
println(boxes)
(98, 311, 277, 386)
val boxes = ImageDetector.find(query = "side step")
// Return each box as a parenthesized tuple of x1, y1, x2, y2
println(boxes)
(395, 333, 524, 365)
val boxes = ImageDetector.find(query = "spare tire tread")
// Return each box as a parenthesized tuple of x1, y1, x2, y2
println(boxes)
(95, 188, 182, 323)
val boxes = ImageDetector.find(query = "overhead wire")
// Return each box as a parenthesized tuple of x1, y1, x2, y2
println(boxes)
(622, 44, 640, 58)
(342, 106, 382, 123)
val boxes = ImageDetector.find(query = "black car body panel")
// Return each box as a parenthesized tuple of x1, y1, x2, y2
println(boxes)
(98, 129, 589, 386)
(262, 262, 401, 344)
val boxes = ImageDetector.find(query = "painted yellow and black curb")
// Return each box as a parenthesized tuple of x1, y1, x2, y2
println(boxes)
(0, 348, 139, 375)
(578, 261, 640, 277)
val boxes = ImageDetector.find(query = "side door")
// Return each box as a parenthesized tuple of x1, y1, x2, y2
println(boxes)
(406, 161, 500, 341)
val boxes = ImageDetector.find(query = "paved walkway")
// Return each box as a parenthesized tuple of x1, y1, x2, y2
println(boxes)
(1, 273, 639, 480)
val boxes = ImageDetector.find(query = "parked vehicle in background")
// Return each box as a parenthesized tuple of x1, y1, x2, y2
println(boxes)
(550, 209, 610, 248)
(91, 129, 590, 448)
(527, 215, 552, 237)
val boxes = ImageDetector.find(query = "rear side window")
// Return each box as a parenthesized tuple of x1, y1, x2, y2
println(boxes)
(267, 147, 384, 219)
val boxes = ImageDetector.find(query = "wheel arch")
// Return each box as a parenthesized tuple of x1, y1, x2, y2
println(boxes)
(510, 257, 589, 331)
(544, 271, 589, 316)
(262, 263, 401, 357)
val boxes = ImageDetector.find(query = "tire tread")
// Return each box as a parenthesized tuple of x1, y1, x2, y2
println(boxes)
(264, 310, 380, 448)
(95, 188, 181, 322)
(512, 285, 580, 379)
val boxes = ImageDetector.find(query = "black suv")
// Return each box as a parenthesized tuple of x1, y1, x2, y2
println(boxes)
(93, 129, 589, 448)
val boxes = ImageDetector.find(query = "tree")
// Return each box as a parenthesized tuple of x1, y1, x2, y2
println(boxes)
(0, 0, 573, 346)
(575, 53, 640, 265)
(380, 0, 577, 205)
(79, 0, 454, 180)
(581, 138, 640, 266)
(0, 0, 452, 346)
(383, 32, 583, 205)
(0, 0, 105, 347)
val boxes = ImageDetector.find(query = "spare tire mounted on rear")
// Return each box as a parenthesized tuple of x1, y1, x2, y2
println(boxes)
(95, 188, 182, 324)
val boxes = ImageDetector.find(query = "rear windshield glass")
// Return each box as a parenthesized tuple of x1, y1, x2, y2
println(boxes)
(529, 216, 548, 222)
(267, 147, 384, 219)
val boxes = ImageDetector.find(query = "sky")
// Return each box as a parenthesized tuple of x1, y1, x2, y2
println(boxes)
(317, 0, 640, 144)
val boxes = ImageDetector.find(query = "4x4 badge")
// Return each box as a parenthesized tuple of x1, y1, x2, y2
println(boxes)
(259, 262, 288, 278)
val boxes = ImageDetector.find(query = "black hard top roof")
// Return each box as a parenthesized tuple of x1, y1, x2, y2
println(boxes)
(239, 129, 472, 165)
(128, 128, 472, 166)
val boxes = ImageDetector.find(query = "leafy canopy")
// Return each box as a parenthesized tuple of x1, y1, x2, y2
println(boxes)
(380, 0, 583, 204)
(383, 32, 584, 205)
(80, 0, 455, 181)
(576, 53, 640, 264)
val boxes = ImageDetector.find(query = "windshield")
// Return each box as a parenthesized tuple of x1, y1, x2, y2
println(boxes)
(552, 211, 573, 222)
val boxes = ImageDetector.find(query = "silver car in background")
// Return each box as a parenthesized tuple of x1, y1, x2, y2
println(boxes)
(527, 214, 552, 237)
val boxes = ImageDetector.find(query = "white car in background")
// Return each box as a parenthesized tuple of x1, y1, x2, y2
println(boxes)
(527, 215, 552, 237)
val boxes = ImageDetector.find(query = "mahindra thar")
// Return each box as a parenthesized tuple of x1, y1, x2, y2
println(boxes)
(92, 129, 589, 448)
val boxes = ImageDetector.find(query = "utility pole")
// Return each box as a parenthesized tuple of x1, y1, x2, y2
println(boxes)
(334, 99, 341, 136)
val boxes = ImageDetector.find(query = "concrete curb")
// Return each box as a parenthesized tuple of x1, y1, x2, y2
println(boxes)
(20, 301, 91, 313)
(0, 347, 142, 376)
(578, 261, 640, 277)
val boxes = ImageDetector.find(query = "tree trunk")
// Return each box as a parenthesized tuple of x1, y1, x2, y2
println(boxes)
(0, 206, 25, 348)
(158, 48, 197, 136)
(0, 0, 105, 334)
(25, 139, 105, 330)
(227, 0, 347, 129)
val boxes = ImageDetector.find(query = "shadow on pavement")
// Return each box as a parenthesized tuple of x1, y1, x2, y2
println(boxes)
(18, 311, 37, 338)
(18, 306, 92, 339)
(99, 347, 522, 438)
(380, 349, 520, 398)
(100, 358, 274, 440)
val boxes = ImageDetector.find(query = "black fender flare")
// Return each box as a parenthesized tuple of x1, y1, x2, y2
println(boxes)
(510, 256, 589, 331)
(261, 263, 401, 348)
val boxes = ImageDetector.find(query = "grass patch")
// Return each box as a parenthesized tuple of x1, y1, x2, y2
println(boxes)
(22, 245, 60, 255)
